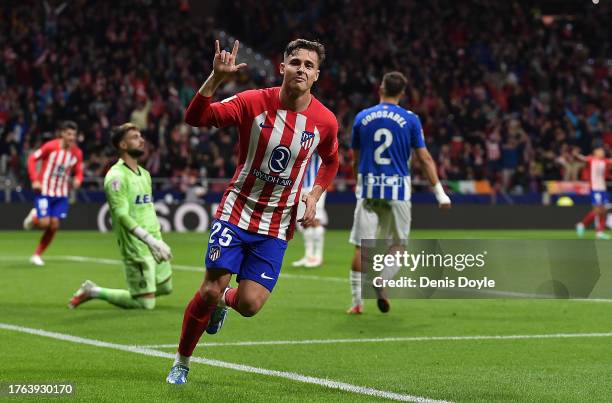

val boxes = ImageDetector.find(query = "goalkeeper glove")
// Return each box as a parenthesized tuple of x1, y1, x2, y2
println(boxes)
(132, 226, 173, 263)
(433, 182, 451, 206)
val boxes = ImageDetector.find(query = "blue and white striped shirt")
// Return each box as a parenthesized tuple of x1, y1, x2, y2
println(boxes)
(351, 103, 426, 201)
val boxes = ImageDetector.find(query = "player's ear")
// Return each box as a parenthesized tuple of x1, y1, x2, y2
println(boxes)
(314, 69, 320, 82)
(279, 62, 285, 76)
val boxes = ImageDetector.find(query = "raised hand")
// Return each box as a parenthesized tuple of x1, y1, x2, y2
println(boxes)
(213, 39, 248, 80)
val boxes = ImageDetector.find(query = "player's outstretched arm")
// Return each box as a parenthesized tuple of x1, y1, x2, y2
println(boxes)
(414, 148, 451, 209)
(184, 40, 247, 127)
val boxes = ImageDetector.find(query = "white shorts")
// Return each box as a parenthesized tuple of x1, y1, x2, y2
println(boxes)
(349, 199, 412, 246)
(296, 191, 328, 229)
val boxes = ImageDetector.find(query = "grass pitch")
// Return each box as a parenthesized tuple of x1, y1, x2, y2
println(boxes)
(1, 229, 611, 402)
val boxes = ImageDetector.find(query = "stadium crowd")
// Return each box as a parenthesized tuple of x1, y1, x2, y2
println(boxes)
(1, 0, 610, 194)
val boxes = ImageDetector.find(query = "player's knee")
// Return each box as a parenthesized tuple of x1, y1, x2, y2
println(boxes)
(38, 218, 50, 229)
(200, 283, 223, 305)
(237, 299, 263, 317)
(137, 297, 156, 310)
(155, 278, 173, 296)
(49, 219, 60, 231)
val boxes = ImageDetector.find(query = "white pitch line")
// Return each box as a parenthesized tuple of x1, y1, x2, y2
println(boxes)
(140, 332, 612, 349)
(3, 255, 612, 298)
(0, 255, 347, 283)
(0, 323, 448, 403)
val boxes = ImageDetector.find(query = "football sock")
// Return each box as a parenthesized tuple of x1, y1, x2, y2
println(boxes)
(597, 213, 606, 232)
(382, 263, 401, 282)
(350, 270, 362, 307)
(35, 227, 57, 256)
(173, 352, 190, 368)
(178, 291, 217, 357)
(224, 287, 239, 310)
(581, 211, 597, 226)
(304, 227, 315, 258)
(312, 225, 325, 260)
(97, 288, 152, 309)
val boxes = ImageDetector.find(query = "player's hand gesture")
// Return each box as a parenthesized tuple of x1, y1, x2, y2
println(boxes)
(213, 40, 247, 80)
(298, 193, 317, 227)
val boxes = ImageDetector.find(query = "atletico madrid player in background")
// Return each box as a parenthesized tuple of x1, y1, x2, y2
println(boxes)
(575, 146, 612, 240)
(23, 121, 83, 266)
(166, 38, 339, 384)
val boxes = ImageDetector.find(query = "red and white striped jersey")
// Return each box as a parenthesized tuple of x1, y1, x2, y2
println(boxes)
(186, 87, 339, 240)
(586, 156, 611, 191)
(27, 139, 83, 197)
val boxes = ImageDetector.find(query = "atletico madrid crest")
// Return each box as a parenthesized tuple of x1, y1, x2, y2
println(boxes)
(300, 130, 315, 150)
(209, 246, 221, 261)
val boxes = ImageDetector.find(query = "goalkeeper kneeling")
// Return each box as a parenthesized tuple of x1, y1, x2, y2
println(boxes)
(68, 124, 173, 310)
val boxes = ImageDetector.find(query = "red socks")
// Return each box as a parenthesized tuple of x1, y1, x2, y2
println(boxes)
(598, 213, 606, 232)
(581, 211, 597, 226)
(35, 227, 57, 256)
(177, 291, 217, 357)
(224, 288, 239, 310)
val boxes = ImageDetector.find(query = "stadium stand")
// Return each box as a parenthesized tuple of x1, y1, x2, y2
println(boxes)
(1, 0, 610, 195)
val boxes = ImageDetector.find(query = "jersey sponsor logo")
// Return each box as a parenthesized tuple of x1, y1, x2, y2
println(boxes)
(268, 145, 291, 173)
(209, 245, 221, 261)
(300, 130, 316, 150)
(53, 165, 66, 177)
(365, 175, 406, 186)
(251, 168, 294, 187)
(134, 194, 152, 204)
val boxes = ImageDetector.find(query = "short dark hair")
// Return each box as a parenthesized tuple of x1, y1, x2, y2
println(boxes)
(382, 71, 408, 97)
(57, 120, 78, 132)
(284, 39, 325, 65)
(111, 123, 139, 149)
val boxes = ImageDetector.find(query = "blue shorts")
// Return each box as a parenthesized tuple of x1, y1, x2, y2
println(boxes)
(35, 195, 69, 219)
(591, 191, 609, 206)
(205, 219, 288, 292)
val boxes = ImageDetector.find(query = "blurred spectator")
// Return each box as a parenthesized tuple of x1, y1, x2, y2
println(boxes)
(0, 0, 610, 196)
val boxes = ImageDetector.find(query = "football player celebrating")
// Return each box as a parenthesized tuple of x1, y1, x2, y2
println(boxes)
(166, 39, 339, 384)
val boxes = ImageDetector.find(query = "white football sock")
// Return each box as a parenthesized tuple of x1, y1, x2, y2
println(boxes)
(304, 227, 315, 258)
(350, 270, 362, 307)
(381, 264, 401, 281)
(218, 287, 230, 308)
(312, 225, 325, 260)
(174, 352, 190, 368)
(90, 286, 101, 298)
